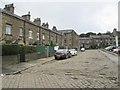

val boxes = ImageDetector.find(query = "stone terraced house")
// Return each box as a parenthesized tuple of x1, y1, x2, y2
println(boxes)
(0, 3, 80, 51)
(59, 29, 80, 50)
(79, 35, 115, 49)
(0, 3, 63, 46)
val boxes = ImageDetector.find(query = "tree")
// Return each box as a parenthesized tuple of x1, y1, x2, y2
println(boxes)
(97, 32, 102, 35)
(79, 33, 86, 37)
(79, 32, 96, 37)
(86, 32, 96, 37)
(103, 31, 112, 36)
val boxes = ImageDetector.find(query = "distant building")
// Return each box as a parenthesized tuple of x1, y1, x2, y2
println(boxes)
(80, 35, 115, 49)
(90, 35, 115, 48)
(59, 29, 80, 50)
(79, 37, 92, 49)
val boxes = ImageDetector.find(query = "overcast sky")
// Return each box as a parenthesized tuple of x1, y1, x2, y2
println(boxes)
(0, 0, 119, 35)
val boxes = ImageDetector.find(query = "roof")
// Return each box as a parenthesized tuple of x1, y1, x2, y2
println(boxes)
(58, 29, 79, 36)
(58, 29, 73, 33)
(79, 37, 91, 40)
(90, 35, 111, 39)
(1, 9, 62, 36)
(90, 35, 101, 38)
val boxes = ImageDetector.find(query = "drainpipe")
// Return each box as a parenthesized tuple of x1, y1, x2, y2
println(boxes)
(56, 34, 57, 45)
(23, 20, 26, 44)
(39, 27, 41, 45)
(49, 30, 50, 43)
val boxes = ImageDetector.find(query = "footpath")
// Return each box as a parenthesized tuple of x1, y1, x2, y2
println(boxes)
(1, 57, 54, 75)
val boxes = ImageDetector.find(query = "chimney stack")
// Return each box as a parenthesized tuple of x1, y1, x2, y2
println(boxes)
(4, 3, 15, 13)
(22, 11, 31, 21)
(46, 22, 49, 28)
(52, 26, 57, 31)
(42, 22, 49, 28)
(33, 18, 41, 26)
(42, 23, 45, 27)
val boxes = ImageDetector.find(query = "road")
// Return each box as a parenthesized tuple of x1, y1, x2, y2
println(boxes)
(2, 50, 118, 88)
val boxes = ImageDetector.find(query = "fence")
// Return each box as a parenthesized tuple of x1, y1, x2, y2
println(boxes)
(36, 45, 55, 57)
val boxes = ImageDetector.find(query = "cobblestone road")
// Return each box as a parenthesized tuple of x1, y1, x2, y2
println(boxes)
(2, 50, 118, 88)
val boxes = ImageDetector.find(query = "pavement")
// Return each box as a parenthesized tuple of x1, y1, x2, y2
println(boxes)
(99, 49, 119, 64)
(1, 57, 55, 75)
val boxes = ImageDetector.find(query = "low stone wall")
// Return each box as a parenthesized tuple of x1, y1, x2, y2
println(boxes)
(37, 53, 46, 59)
(37, 52, 55, 59)
(2, 55, 20, 67)
(25, 53, 38, 62)
(2, 52, 55, 67)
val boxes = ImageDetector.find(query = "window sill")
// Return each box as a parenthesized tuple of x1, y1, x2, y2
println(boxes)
(5, 34, 12, 36)
(29, 37, 33, 39)
(19, 36, 23, 38)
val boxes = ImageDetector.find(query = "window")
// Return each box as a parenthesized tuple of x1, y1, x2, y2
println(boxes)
(42, 33, 45, 40)
(6, 24, 12, 35)
(19, 28, 23, 37)
(37, 33, 39, 40)
(29, 30, 33, 39)
(51, 36, 53, 40)
(64, 40, 67, 43)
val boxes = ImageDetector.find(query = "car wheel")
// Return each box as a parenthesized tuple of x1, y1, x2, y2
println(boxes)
(55, 57, 58, 60)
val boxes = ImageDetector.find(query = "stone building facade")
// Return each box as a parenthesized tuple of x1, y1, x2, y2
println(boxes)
(79, 37, 92, 49)
(90, 35, 115, 48)
(80, 35, 115, 49)
(59, 29, 80, 50)
(1, 4, 63, 46)
(1, 3, 81, 50)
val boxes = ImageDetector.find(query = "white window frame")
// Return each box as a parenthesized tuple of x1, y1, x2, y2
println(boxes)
(19, 28, 23, 37)
(29, 30, 33, 39)
(6, 24, 12, 35)
(42, 33, 45, 40)
(37, 33, 39, 40)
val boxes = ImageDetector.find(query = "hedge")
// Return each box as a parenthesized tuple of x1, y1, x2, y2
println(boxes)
(22, 45, 36, 54)
(2, 44, 20, 56)
(2, 44, 37, 56)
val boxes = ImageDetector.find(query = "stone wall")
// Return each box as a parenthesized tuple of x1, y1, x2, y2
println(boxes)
(2, 52, 54, 67)
(2, 54, 20, 67)
(25, 53, 38, 62)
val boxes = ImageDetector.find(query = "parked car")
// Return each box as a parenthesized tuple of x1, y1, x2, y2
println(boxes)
(54, 49, 71, 60)
(105, 45, 116, 51)
(69, 49, 77, 56)
(81, 47, 85, 52)
(113, 47, 120, 54)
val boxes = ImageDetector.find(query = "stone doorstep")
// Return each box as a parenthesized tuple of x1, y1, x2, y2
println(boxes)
(1, 57, 54, 75)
